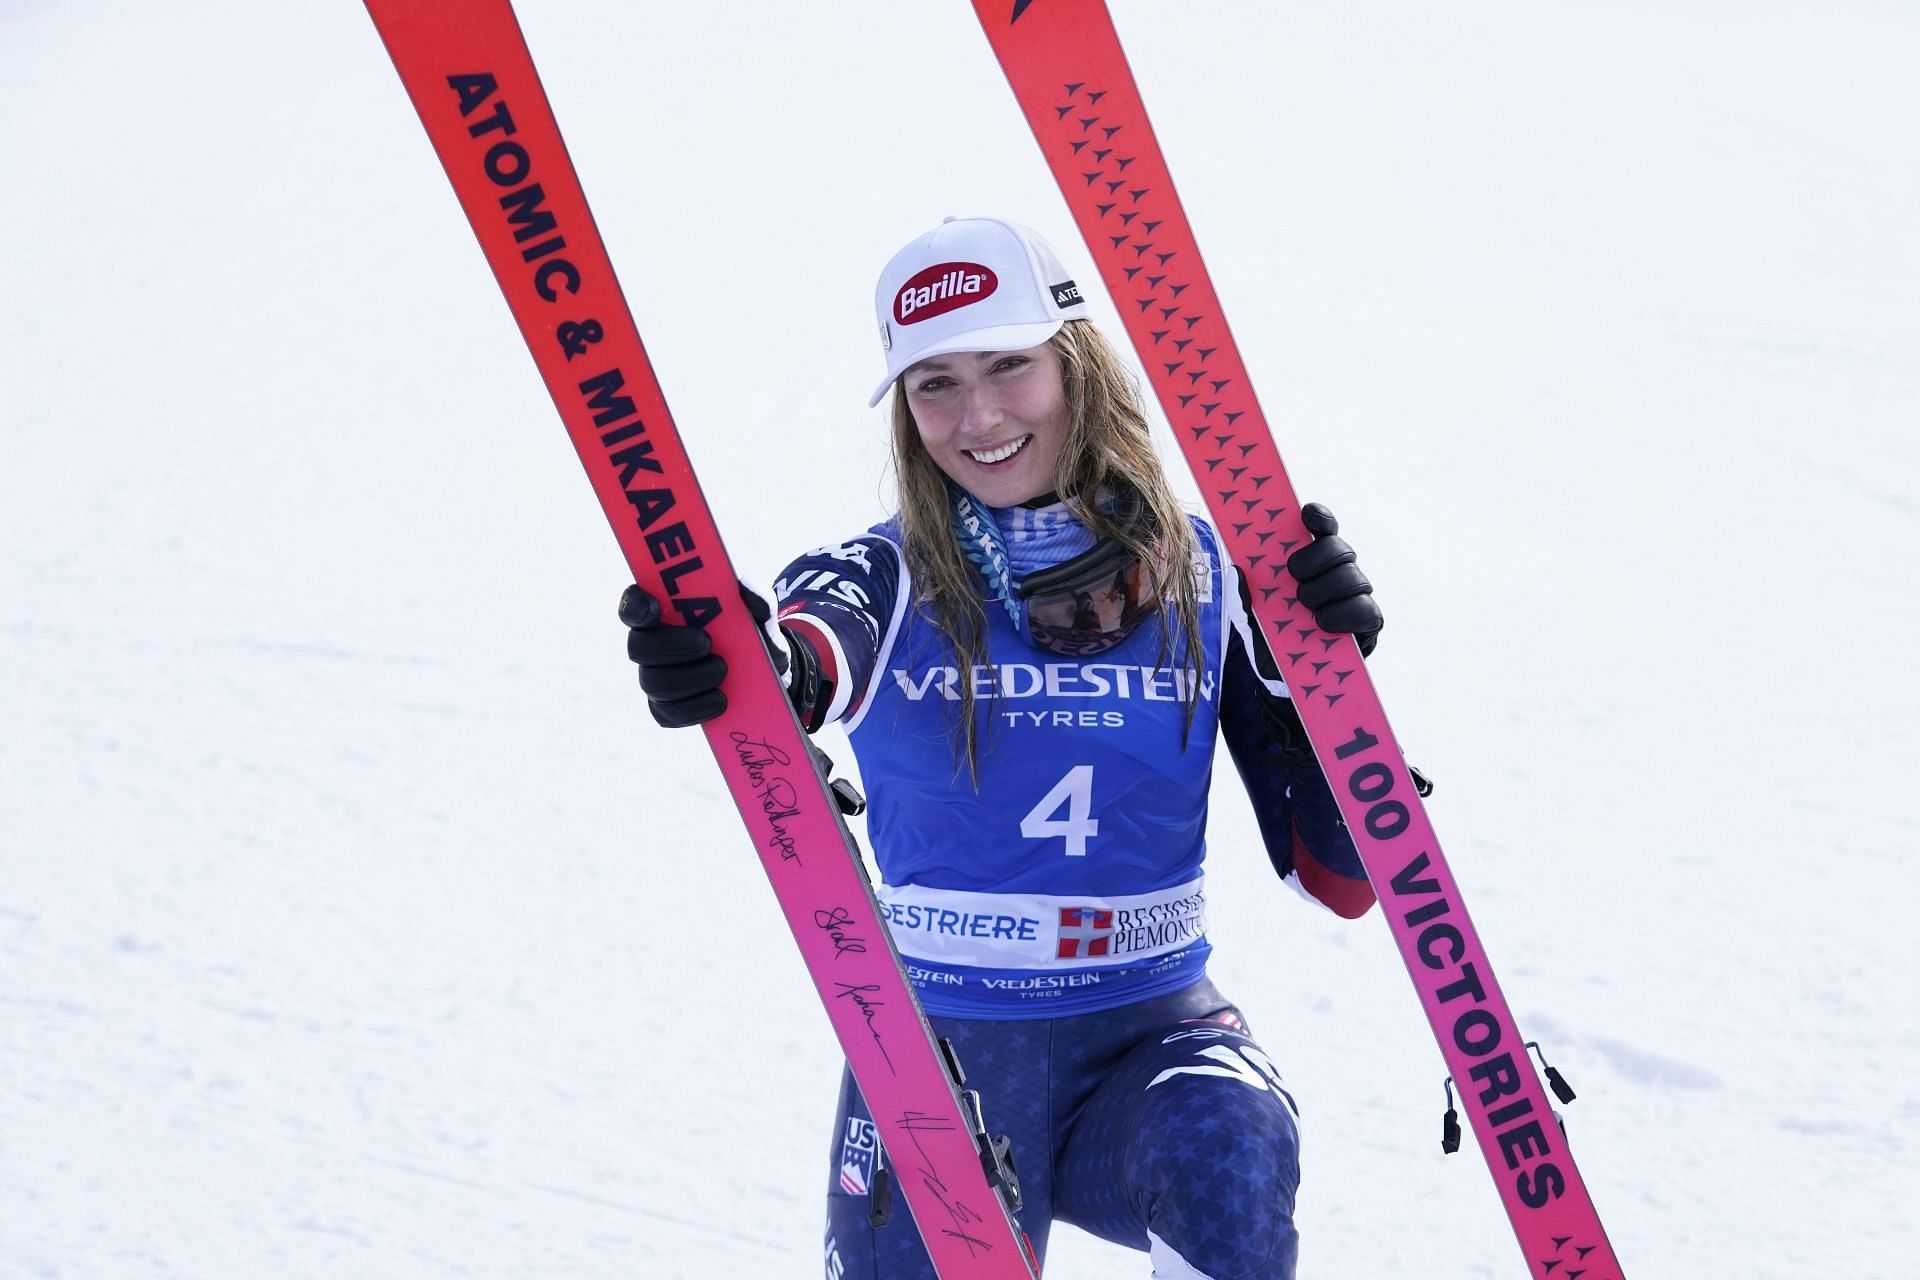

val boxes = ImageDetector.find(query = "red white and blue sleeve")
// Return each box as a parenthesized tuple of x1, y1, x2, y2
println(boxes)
(768, 531, 905, 732)
(1219, 564, 1379, 920)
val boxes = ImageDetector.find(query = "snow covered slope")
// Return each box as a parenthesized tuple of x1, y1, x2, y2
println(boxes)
(3, 2, 1915, 1276)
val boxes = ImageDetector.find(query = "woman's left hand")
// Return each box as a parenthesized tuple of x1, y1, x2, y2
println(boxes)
(1286, 503, 1383, 652)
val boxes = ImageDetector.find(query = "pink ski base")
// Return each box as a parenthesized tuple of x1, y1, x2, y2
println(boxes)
(365, 3, 1035, 1274)
(971, 1, 1624, 1275)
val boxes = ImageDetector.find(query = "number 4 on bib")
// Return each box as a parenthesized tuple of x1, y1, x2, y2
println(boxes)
(1021, 764, 1099, 856)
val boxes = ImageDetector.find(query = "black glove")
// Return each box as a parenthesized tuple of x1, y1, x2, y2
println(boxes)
(620, 583, 730, 728)
(1287, 503, 1382, 654)
(620, 582, 834, 730)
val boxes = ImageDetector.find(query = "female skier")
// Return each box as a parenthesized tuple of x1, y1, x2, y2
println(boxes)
(620, 217, 1382, 1280)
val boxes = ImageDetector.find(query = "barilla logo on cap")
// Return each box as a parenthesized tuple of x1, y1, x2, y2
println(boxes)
(895, 262, 997, 325)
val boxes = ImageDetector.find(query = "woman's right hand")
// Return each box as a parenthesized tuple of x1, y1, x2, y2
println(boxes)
(619, 584, 731, 727)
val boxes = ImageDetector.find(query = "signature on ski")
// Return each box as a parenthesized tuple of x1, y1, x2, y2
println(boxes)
(832, 981, 895, 1074)
(728, 732, 803, 864)
(895, 1110, 994, 1254)
(813, 906, 869, 959)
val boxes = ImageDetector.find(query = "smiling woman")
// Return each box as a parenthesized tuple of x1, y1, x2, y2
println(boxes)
(618, 216, 1386, 1280)
(901, 343, 1069, 507)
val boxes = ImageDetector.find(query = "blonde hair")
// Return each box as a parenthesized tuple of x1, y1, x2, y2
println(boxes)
(888, 320, 1206, 782)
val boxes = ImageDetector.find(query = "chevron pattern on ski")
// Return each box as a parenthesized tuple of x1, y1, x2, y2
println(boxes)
(1036, 78, 1345, 699)
(971, 1, 1624, 1275)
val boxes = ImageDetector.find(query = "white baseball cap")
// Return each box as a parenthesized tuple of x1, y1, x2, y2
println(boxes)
(869, 216, 1088, 407)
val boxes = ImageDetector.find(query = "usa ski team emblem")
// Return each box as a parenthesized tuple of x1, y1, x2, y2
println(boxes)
(839, 1117, 877, 1196)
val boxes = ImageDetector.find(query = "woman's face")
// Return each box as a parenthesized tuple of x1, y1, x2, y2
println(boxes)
(902, 341, 1070, 508)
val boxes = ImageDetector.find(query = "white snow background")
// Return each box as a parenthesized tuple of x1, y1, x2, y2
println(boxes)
(4, 1, 1917, 1276)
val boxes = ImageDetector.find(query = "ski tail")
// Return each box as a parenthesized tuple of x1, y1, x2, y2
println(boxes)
(364, 4, 1035, 1275)
(969, 2, 1624, 1275)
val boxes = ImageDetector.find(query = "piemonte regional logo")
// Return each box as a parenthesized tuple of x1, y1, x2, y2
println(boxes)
(1057, 906, 1115, 958)
(1055, 889, 1207, 961)
(894, 261, 997, 325)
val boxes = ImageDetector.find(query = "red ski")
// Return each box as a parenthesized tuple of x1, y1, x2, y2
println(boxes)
(363, 4, 1036, 1275)
(970, 2, 1625, 1275)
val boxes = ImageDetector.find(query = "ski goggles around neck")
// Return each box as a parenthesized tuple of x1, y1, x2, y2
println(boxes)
(952, 489, 1162, 657)
(1017, 527, 1161, 656)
